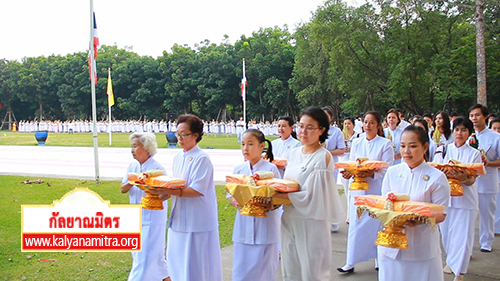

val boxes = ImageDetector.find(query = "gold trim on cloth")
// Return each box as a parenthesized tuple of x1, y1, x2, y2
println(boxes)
(357, 206, 436, 249)
(129, 182, 164, 210)
(226, 183, 292, 217)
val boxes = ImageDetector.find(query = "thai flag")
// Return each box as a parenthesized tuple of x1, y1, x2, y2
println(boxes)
(89, 9, 99, 84)
(241, 60, 247, 102)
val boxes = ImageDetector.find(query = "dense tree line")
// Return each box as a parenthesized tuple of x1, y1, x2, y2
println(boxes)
(1, 0, 499, 124)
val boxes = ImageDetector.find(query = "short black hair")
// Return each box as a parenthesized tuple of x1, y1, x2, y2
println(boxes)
(278, 116, 294, 127)
(489, 117, 500, 128)
(300, 106, 330, 143)
(468, 104, 489, 117)
(452, 117, 474, 135)
(177, 114, 204, 143)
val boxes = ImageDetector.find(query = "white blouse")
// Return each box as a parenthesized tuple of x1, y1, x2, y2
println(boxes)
(349, 135, 395, 195)
(169, 145, 218, 232)
(271, 136, 302, 159)
(475, 128, 500, 193)
(121, 157, 168, 226)
(284, 147, 344, 223)
(434, 143, 481, 210)
(379, 162, 450, 261)
(232, 158, 281, 244)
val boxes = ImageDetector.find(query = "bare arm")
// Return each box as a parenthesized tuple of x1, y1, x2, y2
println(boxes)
(120, 182, 133, 193)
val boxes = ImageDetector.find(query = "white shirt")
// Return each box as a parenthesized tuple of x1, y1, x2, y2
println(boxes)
(434, 143, 481, 210)
(271, 136, 302, 159)
(232, 159, 281, 244)
(284, 147, 344, 223)
(121, 157, 168, 226)
(379, 162, 450, 261)
(349, 135, 395, 195)
(475, 128, 500, 193)
(384, 127, 403, 164)
(169, 145, 218, 232)
(325, 126, 346, 163)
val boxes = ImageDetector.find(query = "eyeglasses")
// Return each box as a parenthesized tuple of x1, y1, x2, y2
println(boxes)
(175, 133, 193, 139)
(298, 125, 320, 133)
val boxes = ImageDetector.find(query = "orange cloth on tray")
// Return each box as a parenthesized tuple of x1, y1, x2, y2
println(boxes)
(225, 174, 250, 184)
(271, 158, 287, 167)
(128, 173, 143, 183)
(255, 178, 299, 192)
(335, 160, 389, 170)
(354, 195, 444, 217)
(144, 176, 186, 189)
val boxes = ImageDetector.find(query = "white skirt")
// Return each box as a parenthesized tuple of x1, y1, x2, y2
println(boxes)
(232, 242, 279, 281)
(167, 228, 222, 281)
(128, 224, 169, 281)
(345, 190, 381, 266)
(378, 251, 443, 281)
(440, 208, 477, 275)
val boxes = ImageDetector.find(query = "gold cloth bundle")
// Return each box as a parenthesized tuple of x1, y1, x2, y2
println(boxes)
(128, 172, 186, 210)
(226, 183, 294, 218)
(355, 194, 443, 249)
(428, 160, 485, 196)
(335, 158, 389, 190)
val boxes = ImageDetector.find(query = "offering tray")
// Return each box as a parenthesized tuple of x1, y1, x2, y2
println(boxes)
(357, 206, 436, 249)
(429, 161, 485, 196)
(226, 183, 293, 218)
(128, 174, 186, 210)
(335, 159, 389, 190)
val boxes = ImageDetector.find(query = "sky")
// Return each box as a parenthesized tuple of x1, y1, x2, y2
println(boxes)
(1, 0, 362, 61)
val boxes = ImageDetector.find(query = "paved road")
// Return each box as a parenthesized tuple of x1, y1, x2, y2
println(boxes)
(2, 145, 500, 280)
(0, 145, 242, 182)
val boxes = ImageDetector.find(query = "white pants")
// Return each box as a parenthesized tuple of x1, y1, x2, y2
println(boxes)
(440, 208, 477, 275)
(167, 228, 222, 281)
(232, 242, 279, 281)
(478, 193, 497, 250)
(281, 212, 331, 281)
(378, 251, 443, 281)
(128, 224, 169, 281)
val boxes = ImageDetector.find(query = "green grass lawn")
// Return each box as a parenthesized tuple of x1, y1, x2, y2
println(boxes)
(0, 175, 235, 281)
(0, 131, 278, 149)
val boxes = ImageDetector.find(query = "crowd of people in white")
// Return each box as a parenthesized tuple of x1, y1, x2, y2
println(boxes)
(16, 117, 358, 136)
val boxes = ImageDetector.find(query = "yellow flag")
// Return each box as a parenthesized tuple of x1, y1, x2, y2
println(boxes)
(107, 68, 115, 107)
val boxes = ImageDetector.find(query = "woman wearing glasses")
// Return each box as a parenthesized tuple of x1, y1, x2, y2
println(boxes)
(151, 114, 222, 281)
(273, 106, 344, 280)
(338, 111, 394, 274)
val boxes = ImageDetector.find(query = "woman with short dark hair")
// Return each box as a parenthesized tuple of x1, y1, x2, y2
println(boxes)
(151, 114, 222, 281)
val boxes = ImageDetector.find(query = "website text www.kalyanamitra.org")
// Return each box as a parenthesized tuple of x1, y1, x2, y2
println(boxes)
(22, 233, 140, 251)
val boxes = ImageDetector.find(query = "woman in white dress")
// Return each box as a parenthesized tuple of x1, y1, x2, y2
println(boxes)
(384, 109, 403, 164)
(230, 129, 281, 281)
(273, 107, 344, 281)
(151, 115, 222, 281)
(378, 125, 450, 281)
(338, 111, 394, 274)
(120, 133, 170, 281)
(434, 117, 481, 281)
(271, 116, 302, 178)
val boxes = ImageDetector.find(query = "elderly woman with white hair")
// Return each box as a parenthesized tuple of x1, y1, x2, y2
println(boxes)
(120, 132, 170, 281)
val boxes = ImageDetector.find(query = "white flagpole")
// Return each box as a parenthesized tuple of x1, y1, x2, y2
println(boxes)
(242, 58, 246, 128)
(108, 68, 112, 146)
(90, 0, 100, 183)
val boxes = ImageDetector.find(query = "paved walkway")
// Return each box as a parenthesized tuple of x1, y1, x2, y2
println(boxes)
(2, 145, 500, 280)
